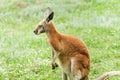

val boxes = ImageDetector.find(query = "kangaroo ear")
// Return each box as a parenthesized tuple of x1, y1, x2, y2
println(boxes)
(44, 7, 52, 18)
(44, 7, 54, 23)
(46, 12, 54, 22)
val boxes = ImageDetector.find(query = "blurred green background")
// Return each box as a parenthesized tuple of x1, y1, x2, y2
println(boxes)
(0, 0, 120, 80)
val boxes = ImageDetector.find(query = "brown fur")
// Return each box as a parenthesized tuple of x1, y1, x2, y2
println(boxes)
(46, 22, 90, 80)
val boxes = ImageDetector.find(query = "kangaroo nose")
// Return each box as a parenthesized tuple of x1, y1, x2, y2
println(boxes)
(34, 30, 38, 34)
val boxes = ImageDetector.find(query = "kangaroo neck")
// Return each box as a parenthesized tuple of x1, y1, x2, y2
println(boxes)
(46, 21, 60, 38)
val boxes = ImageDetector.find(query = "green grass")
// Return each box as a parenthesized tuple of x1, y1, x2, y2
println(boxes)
(0, 0, 120, 80)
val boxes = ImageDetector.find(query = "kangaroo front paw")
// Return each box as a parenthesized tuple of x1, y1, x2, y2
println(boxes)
(52, 63, 58, 69)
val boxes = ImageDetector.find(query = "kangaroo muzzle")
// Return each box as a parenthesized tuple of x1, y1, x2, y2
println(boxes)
(34, 30, 38, 35)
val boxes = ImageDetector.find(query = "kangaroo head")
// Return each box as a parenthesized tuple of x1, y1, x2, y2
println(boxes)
(34, 7, 54, 35)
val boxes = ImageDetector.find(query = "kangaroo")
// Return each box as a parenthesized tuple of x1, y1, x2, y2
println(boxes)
(33, 7, 120, 80)
(34, 7, 90, 80)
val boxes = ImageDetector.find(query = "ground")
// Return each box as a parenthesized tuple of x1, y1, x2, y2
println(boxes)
(0, 0, 120, 80)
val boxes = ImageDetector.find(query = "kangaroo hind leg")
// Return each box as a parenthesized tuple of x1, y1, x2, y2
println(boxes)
(71, 58, 82, 80)
(71, 58, 89, 80)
